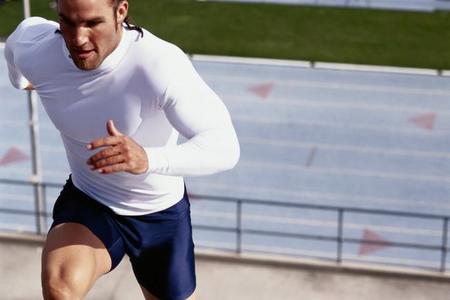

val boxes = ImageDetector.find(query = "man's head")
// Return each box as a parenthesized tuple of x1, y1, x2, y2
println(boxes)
(57, 0, 128, 70)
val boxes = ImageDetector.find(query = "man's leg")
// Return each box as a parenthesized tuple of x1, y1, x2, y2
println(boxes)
(41, 222, 112, 300)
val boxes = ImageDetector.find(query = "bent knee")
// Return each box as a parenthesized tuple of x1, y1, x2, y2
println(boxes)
(42, 264, 94, 300)
(43, 277, 78, 300)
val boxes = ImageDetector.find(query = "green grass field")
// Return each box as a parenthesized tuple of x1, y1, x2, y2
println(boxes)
(1, 0, 450, 69)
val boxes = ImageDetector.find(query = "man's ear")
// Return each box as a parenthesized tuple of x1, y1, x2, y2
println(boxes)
(116, 0, 128, 23)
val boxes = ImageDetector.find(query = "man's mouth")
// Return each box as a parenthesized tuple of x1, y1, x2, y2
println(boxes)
(72, 49, 95, 59)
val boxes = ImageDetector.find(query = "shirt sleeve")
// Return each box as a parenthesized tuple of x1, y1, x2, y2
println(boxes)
(4, 17, 55, 89)
(144, 47, 240, 176)
(4, 21, 30, 89)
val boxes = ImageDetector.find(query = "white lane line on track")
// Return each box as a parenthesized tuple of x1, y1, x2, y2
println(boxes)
(240, 160, 450, 184)
(0, 120, 61, 131)
(224, 94, 450, 116)
(239, 137, 450, 159)
(0, 193, 34, 203)
(206, 74, 450, 97)
(0, 169, 68, 181)
(192, 54, 312, 68)
(192, 54, 440, 77)
(188, 182, 450, 211)
(0, 143, 64, 154)
(0, 223, 35, 232)
(233, 115, 450, 136)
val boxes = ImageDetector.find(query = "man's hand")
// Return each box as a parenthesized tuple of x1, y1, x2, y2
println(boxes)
(86, 120, 148, 175)
(24, 83, 34, 90)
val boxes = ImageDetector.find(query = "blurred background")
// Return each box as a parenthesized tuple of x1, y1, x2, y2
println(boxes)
(1, 0, 450, 299)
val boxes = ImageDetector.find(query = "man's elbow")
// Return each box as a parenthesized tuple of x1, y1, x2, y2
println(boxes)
(221, 139, 240, 172)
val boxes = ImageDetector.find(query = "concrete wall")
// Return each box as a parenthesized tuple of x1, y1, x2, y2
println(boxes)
(1, 236, 450, 300)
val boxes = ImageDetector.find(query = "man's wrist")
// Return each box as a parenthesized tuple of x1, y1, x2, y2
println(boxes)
(143, 147, 169, 174)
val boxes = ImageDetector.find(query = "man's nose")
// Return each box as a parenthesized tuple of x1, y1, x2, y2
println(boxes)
(73, 26, 89, 46)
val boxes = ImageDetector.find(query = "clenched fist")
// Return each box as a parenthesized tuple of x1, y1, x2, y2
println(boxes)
(86, 120, 148, 175)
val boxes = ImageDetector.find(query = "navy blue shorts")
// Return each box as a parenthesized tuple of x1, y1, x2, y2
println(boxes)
(50, 178, 196, 300)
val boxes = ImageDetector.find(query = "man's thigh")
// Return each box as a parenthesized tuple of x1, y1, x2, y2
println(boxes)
(41, 222, 112, 299)
(126, 195, 196, 300)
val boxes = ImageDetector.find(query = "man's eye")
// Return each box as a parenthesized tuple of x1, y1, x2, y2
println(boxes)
(86, 21, 101, 27)
(60, 18, 75, 27)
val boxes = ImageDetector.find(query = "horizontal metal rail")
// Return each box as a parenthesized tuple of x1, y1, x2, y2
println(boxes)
(0, 178, 449, 272)
(189, 193, 450, 220)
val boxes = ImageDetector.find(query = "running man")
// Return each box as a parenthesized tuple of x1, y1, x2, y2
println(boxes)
(4, 0, 240, 299)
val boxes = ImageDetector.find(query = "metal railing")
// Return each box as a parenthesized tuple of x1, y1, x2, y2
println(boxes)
(190, 193, 450, 272)
(1, 178, 450, 273)
(0, 178, 60, 233)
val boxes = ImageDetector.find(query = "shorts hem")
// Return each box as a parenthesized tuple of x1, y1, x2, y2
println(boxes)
(179, 284, 196, 300)
(142, 285, 196, 300)
(48, 220, 121, 271)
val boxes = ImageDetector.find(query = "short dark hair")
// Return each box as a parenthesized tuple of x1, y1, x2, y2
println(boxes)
(55, 0, 143, 37)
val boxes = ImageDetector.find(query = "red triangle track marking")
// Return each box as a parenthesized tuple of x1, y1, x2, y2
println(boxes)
(0, 147, 29, 166)
(358, 228, 392, 256)
(248, 82, 274, 100)
(408, 112, 436, 131)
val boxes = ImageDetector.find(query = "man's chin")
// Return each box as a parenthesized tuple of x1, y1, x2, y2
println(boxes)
(73, 58, 100, 71)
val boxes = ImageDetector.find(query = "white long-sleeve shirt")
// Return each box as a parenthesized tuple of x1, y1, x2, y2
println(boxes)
(5, 17, 240, 215)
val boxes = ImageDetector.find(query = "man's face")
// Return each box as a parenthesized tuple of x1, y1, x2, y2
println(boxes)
(58, 0, 128, 70)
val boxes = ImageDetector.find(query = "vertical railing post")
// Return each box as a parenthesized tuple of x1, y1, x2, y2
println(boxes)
(42, 183, 48, 228)
(22, 0, 31, 19)
(337, 209, 344, 264)
(440, 218, 448, 272)
(27, 91, 45, 235)
(236, 200, 242, 254)
(22, 0, 46, 236)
